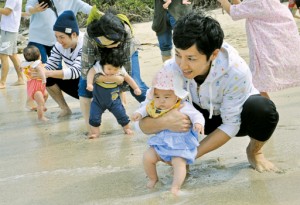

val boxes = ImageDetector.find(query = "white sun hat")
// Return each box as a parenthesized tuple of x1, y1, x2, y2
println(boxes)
(147, 61, 189, 100)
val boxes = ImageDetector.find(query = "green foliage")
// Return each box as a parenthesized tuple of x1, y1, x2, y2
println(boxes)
(84, 0, 154, 22)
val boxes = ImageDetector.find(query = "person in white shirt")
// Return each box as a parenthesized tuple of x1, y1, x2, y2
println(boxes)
(0, 0, 24, 89)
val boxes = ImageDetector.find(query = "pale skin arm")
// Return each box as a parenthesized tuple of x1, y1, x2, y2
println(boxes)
(0, 7, 12, 16)
(28, 2, 48, 14)
(86, 67, 96, 91)
(193, 123, 204, 135)
(218, 0, 241, 14)
(196, 128, 231, 158)
(30, 65, 64, 79)
(124, 74, 141, 95)
(131, 113, 142, 121)
(139, 105, 191, 134)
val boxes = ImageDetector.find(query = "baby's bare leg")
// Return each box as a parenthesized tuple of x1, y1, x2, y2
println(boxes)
(171, 157, 187, 196)
(34, 91, 48, 121)
(89, 125, 100, 139)
(143, 147, 160, 188)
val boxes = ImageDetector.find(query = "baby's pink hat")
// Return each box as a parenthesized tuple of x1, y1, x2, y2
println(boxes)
(147, 61, 189, 100)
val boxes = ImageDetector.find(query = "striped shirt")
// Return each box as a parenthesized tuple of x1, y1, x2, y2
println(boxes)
(45, 32, 84, 80)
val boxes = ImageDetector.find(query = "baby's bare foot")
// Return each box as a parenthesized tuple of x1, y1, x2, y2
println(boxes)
(123, 128, 133, 135)
(88, 134, 99, 139)
(38, 116, 49, 122)
(146, 179, 158, 189)
(26, 100, 37, 111)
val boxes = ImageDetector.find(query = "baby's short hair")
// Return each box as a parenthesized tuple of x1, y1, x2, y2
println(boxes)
(99, 47, 126, 68)
(23, 45, 40, 62)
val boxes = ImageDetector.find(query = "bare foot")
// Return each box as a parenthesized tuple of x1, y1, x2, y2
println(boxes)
(123, 127, 133, 135)
(171, 186, 180, 196)
(0, 82, 6, 89)
(38, 116, 49, 122)
(246, 145, 279, 172)
(57, 109, 72, 118)
(146, 179, 158, 189)
(11, 80, 25, 86)
(88, 133, 99, 139)
(26, 99, 37, 111)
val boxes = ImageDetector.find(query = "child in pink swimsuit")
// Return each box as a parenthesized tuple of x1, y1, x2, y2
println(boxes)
(21, 45, 48, 121)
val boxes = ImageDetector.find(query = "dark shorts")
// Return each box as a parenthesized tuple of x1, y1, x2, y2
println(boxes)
(78, 76, 93, 98)
(193, 94, 279, 142)
(46, 77, 79, 99)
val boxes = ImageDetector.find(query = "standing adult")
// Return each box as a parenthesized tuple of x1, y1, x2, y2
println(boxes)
(139, 11, 279, 172)
(79, 8, 149, 132)
(152, 0, 192, 62)
(0, 0, 24, 89)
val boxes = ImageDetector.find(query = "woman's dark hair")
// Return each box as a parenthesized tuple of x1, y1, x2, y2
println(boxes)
(23, 45, 40, 62)
(87, 12, 126, 43)
(99, 47, 126, 68)
(173, 10, 224, 60)
(296, 0, 300, 8)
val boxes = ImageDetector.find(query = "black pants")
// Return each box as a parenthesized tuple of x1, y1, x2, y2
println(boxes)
(46, 78, 80, 99)
(193, 95, 279, 142)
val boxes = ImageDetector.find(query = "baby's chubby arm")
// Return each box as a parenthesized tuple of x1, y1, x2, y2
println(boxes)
(124, 73, 141, 95)
(180, 101, 205, 135)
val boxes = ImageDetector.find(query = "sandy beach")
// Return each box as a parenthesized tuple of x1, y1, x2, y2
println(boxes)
(1, 7, 300, 205)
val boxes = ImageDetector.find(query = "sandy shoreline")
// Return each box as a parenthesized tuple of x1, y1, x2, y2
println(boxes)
(1, 6, 300, 205)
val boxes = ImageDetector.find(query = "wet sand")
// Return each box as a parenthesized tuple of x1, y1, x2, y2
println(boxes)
(1, 8, 300, 205)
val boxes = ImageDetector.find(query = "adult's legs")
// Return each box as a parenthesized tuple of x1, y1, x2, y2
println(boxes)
(0, 53, 24, 88)
(79, 96, 92, 132)
(238, 95, 279, 172)
(0, 54, 10, 88)
(129, 51, 148, 102)
(0, 31, 23, 88)
(46, 84, 72, 117)
(157, 12, 176, 62)
(9, 53, 24, 85)
(78, 77, 93, 133)
(193, 95, 279, 172)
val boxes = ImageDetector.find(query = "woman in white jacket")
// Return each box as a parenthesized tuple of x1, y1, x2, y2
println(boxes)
(139, 11, 279, 173)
